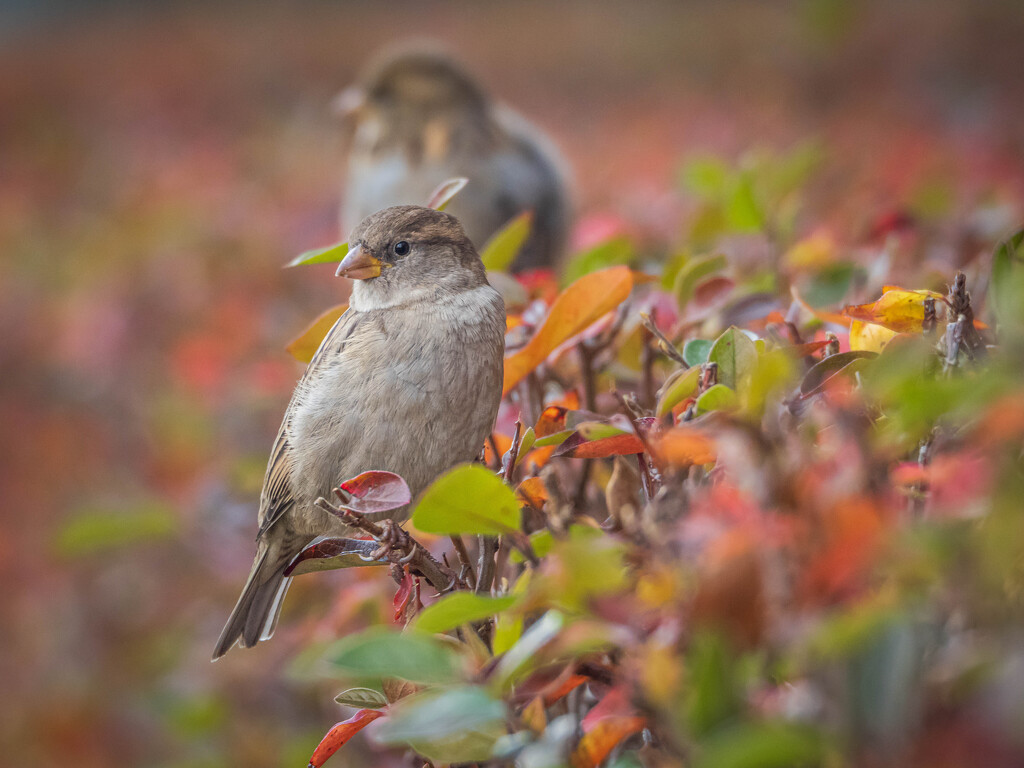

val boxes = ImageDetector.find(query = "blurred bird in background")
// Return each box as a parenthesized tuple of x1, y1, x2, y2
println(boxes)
(213, 206, 505, 659)
(337, 45, 570, 272)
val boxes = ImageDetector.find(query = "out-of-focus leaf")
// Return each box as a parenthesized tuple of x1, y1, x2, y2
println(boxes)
(516, 476, 548, 509)
(686, 632, 740, 735)
(696, 384, 738, 414)
(800, 262, 859, 308)
(682, 155, 731, 198)
(570, 717, 647, 768)
(426, 177, 468, 210)
(783, 229, 837, 271)
(842, 288, 945, 334)
(552, 422, 644, 459)
(684, 338, 714, 367)
(504, 266, 633, 394)
(285, 241, 348, 268)
(780, 340, 830, 358)
(481, 211, 534, 271)
(656, 366, 701, 416)
(322, 627, 463, 684)
(849, 320, 899, 353)
(652, 426, 717, 467)
(708, 327, 758, 391)
(563, 236, 634, 285)
(673, 253, 728, 309)
(308, 709, 385, 768)
(334, 470, 411, 516)
(372, 686, 506, 764)
(334, 687, 389, 709)
(799, 350, 876, 398)
(285, 537, 386, 576)
(694, 722, 825, 768)
(494, 610, 566, 689)
(55, 502, 176, 557)
(725, 174, 764, 232)
(286, 304, 347, 363)
(991, 228, 1024, 323)
(412, 593, 518, 635)
(413, 464, 521, 535)
(743, 348, 797, 417)
(493, 569, 534, 655)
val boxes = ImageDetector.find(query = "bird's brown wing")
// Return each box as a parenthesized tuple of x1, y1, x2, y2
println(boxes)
(255, 308, 365, 540)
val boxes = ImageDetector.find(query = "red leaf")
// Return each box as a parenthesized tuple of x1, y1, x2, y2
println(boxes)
(336, 471, 411, 516)
(581, 686, 638, 732)
(552, 431, 645, 459)
(393, 569, 417, 623)
(308, 709, 385, 768)
(570, 716, 647, 768)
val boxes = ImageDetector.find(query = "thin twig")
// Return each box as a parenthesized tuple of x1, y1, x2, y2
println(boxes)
(449, 535, 476, 589)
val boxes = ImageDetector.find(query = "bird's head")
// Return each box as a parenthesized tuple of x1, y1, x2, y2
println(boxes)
(339, 205, 487, 309)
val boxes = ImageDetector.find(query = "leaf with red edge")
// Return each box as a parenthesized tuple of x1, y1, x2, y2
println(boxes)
(503, 267, 633, 394)
(426, 177, 468, 210)
(781, 340, 830, 359)
(799, 351, 876, 398)
(335, 470, 411, 516)
(393, 569, 417, 623)
(308, 709, 385, 768)
(552, 422, 645, 459)
(286, 304, 348, 363)
(285, 537, 385, 576)
(570, 716, 647, 768)
(581, 686, 639, 732)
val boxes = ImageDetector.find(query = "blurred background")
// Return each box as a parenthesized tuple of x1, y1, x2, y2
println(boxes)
(3, 1, 1024, 765)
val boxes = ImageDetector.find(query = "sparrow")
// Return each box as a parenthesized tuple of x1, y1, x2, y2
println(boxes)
(337, 46, 570, 272)
(213, 205, 506, 659)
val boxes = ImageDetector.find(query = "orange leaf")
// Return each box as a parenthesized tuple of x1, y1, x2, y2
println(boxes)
(535, 405, 571, 437)
(308, 709, 385, 768)
(552, 431, 645, 459)
(503, 267, 633, 394)
(651, 426, 716, 468)
(842, 288, 944, 334)
(570, 716, 647, 768)
(484, 433, 513, 465)
(286, 304, 347, 363)
(781, 340, 830, 358)
(516, 476, 548, 508)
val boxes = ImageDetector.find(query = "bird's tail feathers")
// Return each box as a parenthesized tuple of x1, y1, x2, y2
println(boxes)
(211, 546, 293, 661)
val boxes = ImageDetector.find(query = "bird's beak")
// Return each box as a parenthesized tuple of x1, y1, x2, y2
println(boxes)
(336, 244, 385, 280)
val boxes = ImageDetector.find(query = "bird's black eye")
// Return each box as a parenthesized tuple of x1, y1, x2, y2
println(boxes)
(393, 241, 410, 257)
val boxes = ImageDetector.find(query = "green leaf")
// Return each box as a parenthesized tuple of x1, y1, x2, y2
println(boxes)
(725, 174, 764, 232)
(334, 687, 389, 709)
(285, 241, 348, 268)
(683, 339, 714, 367)
(493, 610, 566, 689)
(696, 384, 738, 414)
(673, 253, 727, 309)
(708, 327, 758, 391)
(515, 427, 536, 467)
(493, 569, 533, 655)
(426, 177, 469, 210)
(533, 429, 573, 447)
(55, 502, 177, 557)
(991, 227, 1024, 324)
(481, 211, 533, 271)
(322, 627, 463, 684)
(562, 236, 633, 285)
(656, 366, 701, 416)
(373, 686, 507, 764)
(412, 593, 518, 635)
(681, 155, 731, 198)
(694, 722, 826, 768)
(800, 262, 859, 308)
(412, 464, 521, 535)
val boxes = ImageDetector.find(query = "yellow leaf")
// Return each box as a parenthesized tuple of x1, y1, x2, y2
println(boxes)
(503, 266, 633, 395)
(842, 288, 944, 334)
(783, 229, 837, 271)
(849, 320, 899, 353)
(285, 304, 347, 363)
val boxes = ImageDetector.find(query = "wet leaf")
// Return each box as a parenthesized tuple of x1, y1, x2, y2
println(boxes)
(481, 210, 533, 271)
(308, 709, 385, 768)
(426, 177, 468, 210)
(335, 470, 411, 516)
(286, 304, 347, 363)
(412, 593, 518, 635)
(503, 266, 633, 394)
(285, 241, 348, 268)
(412, 463, 521, 535)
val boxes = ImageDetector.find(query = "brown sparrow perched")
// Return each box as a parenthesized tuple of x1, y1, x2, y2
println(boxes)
(337, 47, 570, 272)
(213, 206, 505, 659)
